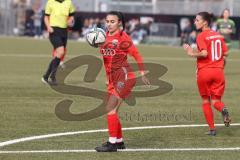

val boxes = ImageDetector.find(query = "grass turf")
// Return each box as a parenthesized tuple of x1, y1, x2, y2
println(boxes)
(0, 37, 240, 159)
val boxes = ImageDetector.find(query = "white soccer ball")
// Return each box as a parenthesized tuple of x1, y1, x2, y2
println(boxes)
(86, 28, 106, 47)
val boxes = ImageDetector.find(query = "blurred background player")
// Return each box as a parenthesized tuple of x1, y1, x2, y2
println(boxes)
(180, 18, 195, 46)
(32, 0, 43, 39)
(216, 8, 236, 49)
(183, 12, 231, 136)
(41, 0, 75, 85)
(95, 11, 150, 152)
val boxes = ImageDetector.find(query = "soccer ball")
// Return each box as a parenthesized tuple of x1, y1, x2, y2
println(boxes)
(86, 28, 106, 47)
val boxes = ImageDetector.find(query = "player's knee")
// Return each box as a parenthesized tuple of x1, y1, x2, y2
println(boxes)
(106, 104, 118, 114)
(107, 109, 117, 115)
(211, 95, 222, 106)
(56, 47, 65, 57)
(201, 95, 210, 104)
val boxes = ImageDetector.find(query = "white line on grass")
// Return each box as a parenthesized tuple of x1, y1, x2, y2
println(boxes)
(1, 147, 240, 154)
(0, 123, 240, 148)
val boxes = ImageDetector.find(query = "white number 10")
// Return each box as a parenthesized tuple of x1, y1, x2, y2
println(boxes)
(211, 40, 222, 61)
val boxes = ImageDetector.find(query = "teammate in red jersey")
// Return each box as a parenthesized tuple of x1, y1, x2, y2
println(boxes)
(95, 11, 150, 152)
(183, 12, 231, 136)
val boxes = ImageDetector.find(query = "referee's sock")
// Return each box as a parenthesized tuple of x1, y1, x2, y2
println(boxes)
(43, 59, 54, 79)
(50, 57, 61, 81)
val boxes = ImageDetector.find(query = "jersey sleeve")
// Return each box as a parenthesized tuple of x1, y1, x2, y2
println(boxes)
(69, 1, 75, 16)
(196, 34, 207, 52)
(125, 34, 145, 74)
(45, 0, 51, 16)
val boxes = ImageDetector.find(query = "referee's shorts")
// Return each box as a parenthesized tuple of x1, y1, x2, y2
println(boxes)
(49, 27, 68, 49)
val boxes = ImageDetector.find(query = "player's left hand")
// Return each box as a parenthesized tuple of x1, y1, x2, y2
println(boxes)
(226, 29, 232, 34)
(141, 75, 150, 86)
(221, 29, 232, 34)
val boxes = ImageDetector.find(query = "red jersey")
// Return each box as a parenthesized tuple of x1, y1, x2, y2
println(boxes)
(99, 31, 144, 76)
(196, 29, 228, 70)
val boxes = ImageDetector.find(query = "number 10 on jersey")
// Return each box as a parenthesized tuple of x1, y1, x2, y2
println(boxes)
(211, 39, 222, 61)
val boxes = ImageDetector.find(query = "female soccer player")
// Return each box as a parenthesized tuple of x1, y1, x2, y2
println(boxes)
(41, 0, 75, 85)
(216, 9, 236, 49)
(183, 12, 231, 136)
(95, 11, 150, 152)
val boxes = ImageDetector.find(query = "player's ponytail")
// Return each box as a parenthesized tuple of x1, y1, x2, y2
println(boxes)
(107, 11, 125, 35)
(118, 11, 125, 35)
(197, 12, 214, 26)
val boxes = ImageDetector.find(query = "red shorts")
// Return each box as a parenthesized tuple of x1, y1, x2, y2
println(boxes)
(107, 67, 136, 99)
(197, 68, 225, 99)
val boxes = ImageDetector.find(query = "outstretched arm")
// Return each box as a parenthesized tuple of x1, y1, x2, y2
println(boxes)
(129, 45, 150, 85)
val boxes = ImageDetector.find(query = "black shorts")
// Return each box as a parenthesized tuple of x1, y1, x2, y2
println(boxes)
(49, 27, 68, 49)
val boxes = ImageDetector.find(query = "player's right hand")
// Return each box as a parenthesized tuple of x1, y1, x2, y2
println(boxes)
(47, 26, 54, 33)
(141, 75, 150, 86)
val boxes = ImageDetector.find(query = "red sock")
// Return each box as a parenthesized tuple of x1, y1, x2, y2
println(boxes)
(117, 121, 123, 141)
(202, 103, 215, 130)
(213, 101, 224, 112)
(107, 114, 119, 141)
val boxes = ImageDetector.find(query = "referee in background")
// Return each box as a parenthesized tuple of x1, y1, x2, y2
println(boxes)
(42, 0, 75, 85)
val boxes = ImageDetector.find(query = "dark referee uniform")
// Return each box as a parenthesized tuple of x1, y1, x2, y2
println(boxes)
(42, 0, 75, 85)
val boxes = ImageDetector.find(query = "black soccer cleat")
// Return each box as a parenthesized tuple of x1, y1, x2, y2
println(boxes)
(95, 142, 117, 152)
(41, 77, 48, 84)
(48, 78, 58, 86)
(222, 108, 231, 127)
(116, 142, 126, 149)
(205, 129, 216, 136)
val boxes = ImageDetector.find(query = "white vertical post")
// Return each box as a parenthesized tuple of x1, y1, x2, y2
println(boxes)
(228, 0, 234, 16)
(4, 0, 8, 35)
(152, 0, 157, 14)
(95, 0, 99, 12)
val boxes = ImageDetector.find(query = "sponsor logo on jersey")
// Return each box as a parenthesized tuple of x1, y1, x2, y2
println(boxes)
(101, 48, 116, 56)
(116, 81, 125, 92)
(112, 39, 119, 46)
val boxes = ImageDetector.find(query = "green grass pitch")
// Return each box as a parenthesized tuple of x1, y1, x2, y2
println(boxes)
(0, 37, 240, 159)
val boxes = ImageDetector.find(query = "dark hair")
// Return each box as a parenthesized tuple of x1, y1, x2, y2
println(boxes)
(197, 12, 214, 26)
(221, 8, 230, 18)
(107, 11, 125, 35)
